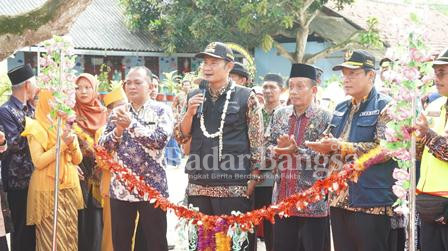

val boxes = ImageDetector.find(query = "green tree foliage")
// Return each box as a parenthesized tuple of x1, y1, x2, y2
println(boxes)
(120, 0, 382, 63)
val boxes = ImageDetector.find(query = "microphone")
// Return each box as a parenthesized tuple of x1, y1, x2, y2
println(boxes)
(196, 80, 208, 118)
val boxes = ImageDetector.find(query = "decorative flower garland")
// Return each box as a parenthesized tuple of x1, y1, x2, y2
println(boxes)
(381, 13, 433, 214)
(38, 35, 78, 118)
(199, 82, 234, 161)
(92, 141, 387, 250)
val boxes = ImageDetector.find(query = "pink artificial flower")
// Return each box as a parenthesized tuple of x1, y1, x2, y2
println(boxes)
(385, 127, 399, 142)
(410, 48, 425, 62)
(398, 90, 413, 102)
(66, 114, 76, 124)
(40, 57, 53, 68)
(392, 184, 407, 199)
(393, 168, 410, 181)
(403, 67, 419, 81)
(397, 107, 412, 120)
(393, 149, 411, 161)
(39, 75, 51, 84)
(401, 126, 412, 140)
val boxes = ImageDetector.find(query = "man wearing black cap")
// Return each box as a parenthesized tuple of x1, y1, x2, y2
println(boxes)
(307, 50, 400, 251)
(415, 48, 448, 251)
(173, 42, 264, 249)
(0, 64, 38, 251)
(230, 62, 250, 87)
(266, 64, 331, 251)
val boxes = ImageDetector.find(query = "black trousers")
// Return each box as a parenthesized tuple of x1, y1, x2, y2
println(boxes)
(188, 195, 253, 251)
(78, 191, 103, 251)
(110, 198, 168, 251)
(421, 219, 448, 251)
(0, 236, 8, 251)
(134, 219, 150, 251)
(252, 186, 274, 251)
(7, 189, 35, 251)
(330, 207, 399, 251)
(273, 215, 330, 251)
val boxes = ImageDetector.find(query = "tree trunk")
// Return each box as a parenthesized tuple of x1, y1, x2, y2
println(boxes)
(295, 25, 309, 63)
(0, 0, 92, 61)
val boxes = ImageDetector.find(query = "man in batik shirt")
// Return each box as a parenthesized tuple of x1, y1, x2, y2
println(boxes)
(174, 42, 264, 249)
(0, 64, 38, 251)
(267, 64, 331, 251)
(415, 48, 448, 251)
(99, 66, 173, 251)
(253, 73, 285, 251)
(307, 50, 402, 251)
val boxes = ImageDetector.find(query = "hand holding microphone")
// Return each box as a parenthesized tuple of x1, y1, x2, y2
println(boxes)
(186, 81, 207, 118)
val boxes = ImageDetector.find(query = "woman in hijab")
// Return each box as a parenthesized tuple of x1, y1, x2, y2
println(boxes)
(73, 73, 107, 251)
(22, 90, 84, 251)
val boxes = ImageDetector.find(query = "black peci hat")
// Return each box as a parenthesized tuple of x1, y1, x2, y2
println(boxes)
(7, 64, 34, 86)
(289, 63, 317, 81)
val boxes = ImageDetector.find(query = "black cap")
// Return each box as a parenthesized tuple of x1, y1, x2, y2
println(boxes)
(333, 50, 376, 71)
(433, 48, 448, 67)
(263, 73, 284, 87)
(230, 62, 249, 78)
(195, 42, 234, 62)
(290, 63, 317, 81)
(7, 64, 34, 86)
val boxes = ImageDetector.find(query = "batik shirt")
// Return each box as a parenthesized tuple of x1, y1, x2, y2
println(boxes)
(329, 99, 395, 216)
(99, 99, 174, 201)
(258, 105, 282, 187)
(174, 82, 264, 197)
(0, 96, 35, 191)
(267, 104, 331, 217)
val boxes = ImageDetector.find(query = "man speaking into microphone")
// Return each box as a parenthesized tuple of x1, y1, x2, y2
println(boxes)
(174, 42, 264, 248)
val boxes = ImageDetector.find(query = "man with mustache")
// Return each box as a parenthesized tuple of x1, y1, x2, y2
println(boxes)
(307, 50, 401, 251)
(415, 48, 448, 251)
(267, 64, 331, 251)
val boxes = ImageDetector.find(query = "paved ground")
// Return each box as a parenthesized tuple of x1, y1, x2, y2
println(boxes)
(165, 164, 267, 251)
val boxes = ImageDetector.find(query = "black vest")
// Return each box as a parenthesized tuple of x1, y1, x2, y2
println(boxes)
(186, 84, 252, 186)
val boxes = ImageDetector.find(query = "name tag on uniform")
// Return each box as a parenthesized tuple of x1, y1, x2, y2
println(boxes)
(333, 111, 344, 116)
(359, 110, 379, 116)
(426, 111, 441, 117)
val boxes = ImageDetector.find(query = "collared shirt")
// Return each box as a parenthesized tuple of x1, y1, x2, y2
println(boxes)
(329, 100, 395, 216)
(99, 99, 174, 201)
(258, 105, 282, 187)
(417, 99, 448, 161)
(267, 104, 331, 217)
(0, 95, 35, 191)
(262, 105, 281, 133)
(174, 83, 264, 197)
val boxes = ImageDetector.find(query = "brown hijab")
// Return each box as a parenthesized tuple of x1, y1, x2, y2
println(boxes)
(74, 73, 107, 136)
